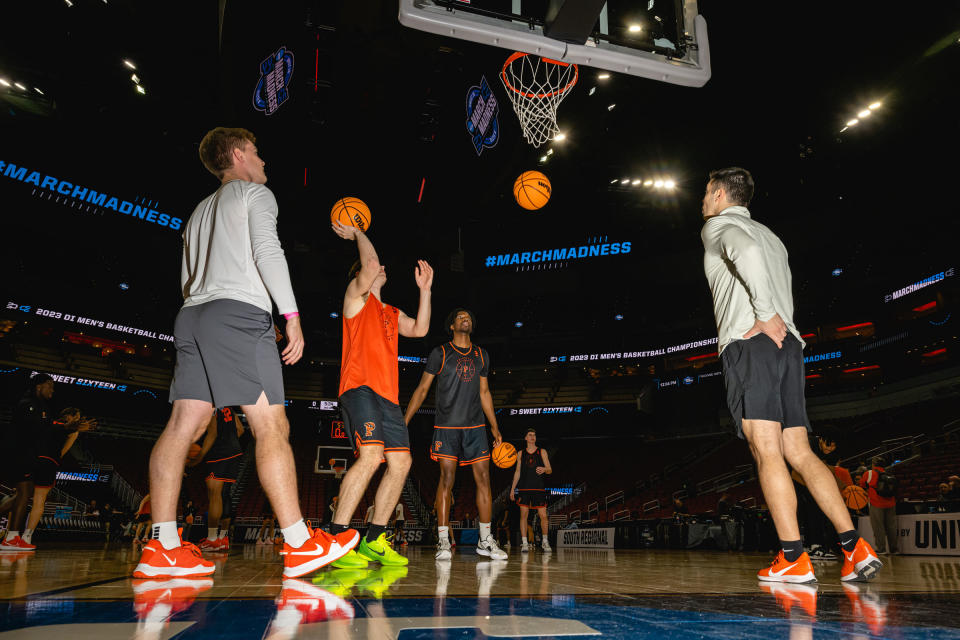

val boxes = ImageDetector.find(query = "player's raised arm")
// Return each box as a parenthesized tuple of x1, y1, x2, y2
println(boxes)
(333, 222, 381, 300)
(398, 260, 433, 338)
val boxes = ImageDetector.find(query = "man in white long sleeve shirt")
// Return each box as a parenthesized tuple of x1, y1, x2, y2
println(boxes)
(701, 167, 881, 584)
(135, 127, 357, 581)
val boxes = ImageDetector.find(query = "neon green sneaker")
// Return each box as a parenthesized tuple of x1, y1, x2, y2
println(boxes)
(312, 568, 370, 596)
(357, 533, 409, 566)
(330, 549, 369, 569)
(357, 566, 409, 598)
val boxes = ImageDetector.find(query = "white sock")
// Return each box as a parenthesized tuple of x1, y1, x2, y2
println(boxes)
(218, 530, 228, 539)
(208, 527, 218, 540)
(154, 521, 180, 550)
(5, 531, 19, 542)
(522, 536, 528, 544)
(438, 526, 449, 544)
(281, 519, 310, 548)
(22, 529, 33, 544)
(479, 522, 491, 540)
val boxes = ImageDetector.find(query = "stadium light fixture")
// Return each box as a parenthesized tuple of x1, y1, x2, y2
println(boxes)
(858, 109, 871, 118)
(131, 74, 140, 84)
(628, 24, 642, 33)
(554, 132, 566, 141)
(664, 179, 676, 189)
(0, 79, 10, 87)
(868, 101, 882, 110)
(654, 179, 664, 188)
(123, 59, 137, 70)
(631, 179, 641, 185)
(846, 118, 859, 127)
(33, 87, 44, 95)
(643, 179, 653, 186)
(620, 178, 630, 184)
(14, 82, 26, 91)
(610, 178, 618, 184)
(597, 73, 610, 80)
(607, 103, 616, 111)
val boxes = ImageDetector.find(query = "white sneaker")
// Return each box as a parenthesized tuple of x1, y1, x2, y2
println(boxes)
(520, 541, 530, 552)
(476, 535, 508, 560)
(435, 539, 452, 561)
(541, 539, 551, 552)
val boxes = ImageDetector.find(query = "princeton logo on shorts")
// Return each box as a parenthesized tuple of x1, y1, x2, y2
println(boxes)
(364, 422, 376, 437)
(435, 441, 442, 451)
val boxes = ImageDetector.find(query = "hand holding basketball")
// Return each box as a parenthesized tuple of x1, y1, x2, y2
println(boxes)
(490, 428, 503, 448)
(492, 441, 517, 468)
(414, 260, 434, 291)
(332, 221, 361, 240)
(331, 197, 371, 232)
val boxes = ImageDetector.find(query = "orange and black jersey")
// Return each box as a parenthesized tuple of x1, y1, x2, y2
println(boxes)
(518, 446, 546, 491)
(205, 407, 242, 463)
(425, 341, 490, 427)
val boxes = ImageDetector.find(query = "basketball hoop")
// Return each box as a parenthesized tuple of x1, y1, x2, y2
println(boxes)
(500, 52, 578, 148)
(333, 466, 344, 480)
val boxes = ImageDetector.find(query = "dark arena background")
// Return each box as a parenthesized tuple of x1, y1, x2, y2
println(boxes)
(1, 1, 960, 639)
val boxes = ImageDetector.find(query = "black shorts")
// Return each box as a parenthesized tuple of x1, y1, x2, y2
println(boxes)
(395, 519, 405, 530)
(516, 488, 547, 508)
(721, 333, 811, 439)
(31, 456, 59, 489)
(205, 453, 242, 483)
(430, 425, 490, 466)
(339, 386, 410, 457)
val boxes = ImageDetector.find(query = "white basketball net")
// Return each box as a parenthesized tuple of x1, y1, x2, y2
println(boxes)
(500, 53, 578, 148)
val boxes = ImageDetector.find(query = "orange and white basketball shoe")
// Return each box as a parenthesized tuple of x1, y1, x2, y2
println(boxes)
(280, 526, 359, 579)
(840, 537, 882, 582)
(0, 536, 35, 552)
(218, 536, 230, 551)
(133, 530, 215, 579)
(198, 538, 219, 552)
(757, 551, 817, 583)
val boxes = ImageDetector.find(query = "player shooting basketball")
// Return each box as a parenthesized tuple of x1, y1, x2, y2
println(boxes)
(405, 309, 508, 561)
(328, 221, 432, 569)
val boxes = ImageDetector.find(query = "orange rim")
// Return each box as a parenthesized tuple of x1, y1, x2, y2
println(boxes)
(501, 51, 579, 99)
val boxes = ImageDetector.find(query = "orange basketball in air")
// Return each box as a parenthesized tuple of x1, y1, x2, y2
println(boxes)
(331, 197, 372, 232)
(513, 171, 551, 210)
(492, 442, 518, 468)
(842, 485, 869, 510)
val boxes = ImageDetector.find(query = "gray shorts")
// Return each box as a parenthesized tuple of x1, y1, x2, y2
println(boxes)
(169, 299, 284, 406)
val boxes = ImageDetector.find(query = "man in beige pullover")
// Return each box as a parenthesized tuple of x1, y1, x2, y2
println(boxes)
(701, 167, 881, 584)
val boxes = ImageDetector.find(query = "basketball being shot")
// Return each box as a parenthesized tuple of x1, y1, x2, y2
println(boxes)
(3, 1, 959, 638)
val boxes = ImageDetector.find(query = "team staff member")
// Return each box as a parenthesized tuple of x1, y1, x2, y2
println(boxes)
(405, 308, 508, 561)
(135, 127, 357, 580)
(510, 428, 552, 552)
(21, 407, 96, 548)
(701, 167, 880, 583)
(328, 221, 432, 569)
(192, 407, 245, 551)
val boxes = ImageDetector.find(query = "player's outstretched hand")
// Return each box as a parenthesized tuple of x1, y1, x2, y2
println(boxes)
(743, 313, 788, 349)
(332, 221, 360, 240)
(77, 417, 98, 432)
(414, 260, 433, 290)
(282, 315, 305, 365)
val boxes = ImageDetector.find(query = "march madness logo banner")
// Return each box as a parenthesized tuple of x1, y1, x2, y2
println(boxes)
(465, 76, 499, 155)
(253, 46, 294, 115)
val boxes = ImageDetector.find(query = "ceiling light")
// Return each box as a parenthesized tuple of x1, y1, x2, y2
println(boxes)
(136, 85, 146, 95)
(554, 132, 566, 141)
(131, 74, 140, 84)
(846, 118, 859, 127)
(598, 73, 610, 80)
(620, 179, 629, 184)
(588, 86, 596, 96)
(123, 59, 137, 70)
(654, 179, 664, 188)
(628, 24, 642, 33)
(607, 103, 616, 111)
(858, 109, 871, 118)
(64, 0, 73, 5)
(14, 82, 26, 91)
(632, 179, 641, 185)
(610, 179, 618, 184)
(643, 179, 653, 186)
(0, 79, 10, 87)
(664, 179, 676, 189)
(546, 149, 553, 155)
(868, 101, 882, 110)
(539, 155, 547, 162)
(33, 87, 44, 95)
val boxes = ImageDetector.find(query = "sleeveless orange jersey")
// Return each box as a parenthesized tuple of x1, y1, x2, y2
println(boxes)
(338, 294, 400, 404)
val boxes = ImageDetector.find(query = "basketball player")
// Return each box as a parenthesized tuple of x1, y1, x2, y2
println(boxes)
(393, 501, 406, 546)
(133, 493, 152, 544)
(405, 309, 508, 561)
(134, 127, 358, 579)
(510, 428, 552, 552)
(701, 167, 880, 582)
(328, 221, 433, 569)
(22, 408, 96, 547)
(192, 407, 244, 551)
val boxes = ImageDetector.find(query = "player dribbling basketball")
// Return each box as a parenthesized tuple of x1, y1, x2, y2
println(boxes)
(510, 428, 552, 552)
(405, 309, 508, 561)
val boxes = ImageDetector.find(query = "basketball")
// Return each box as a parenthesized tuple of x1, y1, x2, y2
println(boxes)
(187, 444, 202, 462)
(331, 197, 372, 232)
(492, 441, 518, 468)
(842, 485, 869, 510)
(513, 171, 551, 210)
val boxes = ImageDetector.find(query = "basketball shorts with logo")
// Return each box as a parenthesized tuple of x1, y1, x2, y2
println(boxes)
(430, 425, 490, 466)
(516, 488, 546, 508)
(339, 385, 410, 458)
(205, 453, 242, 483)
(720, 333, 811, 439)
(169, 298, 284, 407)
(31, 456, 59, 489)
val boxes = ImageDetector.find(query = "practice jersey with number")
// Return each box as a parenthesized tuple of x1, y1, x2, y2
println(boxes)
(339, 294, 400, 404)
(518, 447, 545, 491)
(206, 407, 242, 462)
(425, 342, 490, 427)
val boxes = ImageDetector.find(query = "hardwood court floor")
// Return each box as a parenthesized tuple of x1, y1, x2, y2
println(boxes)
(2, 543, 959, 638)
